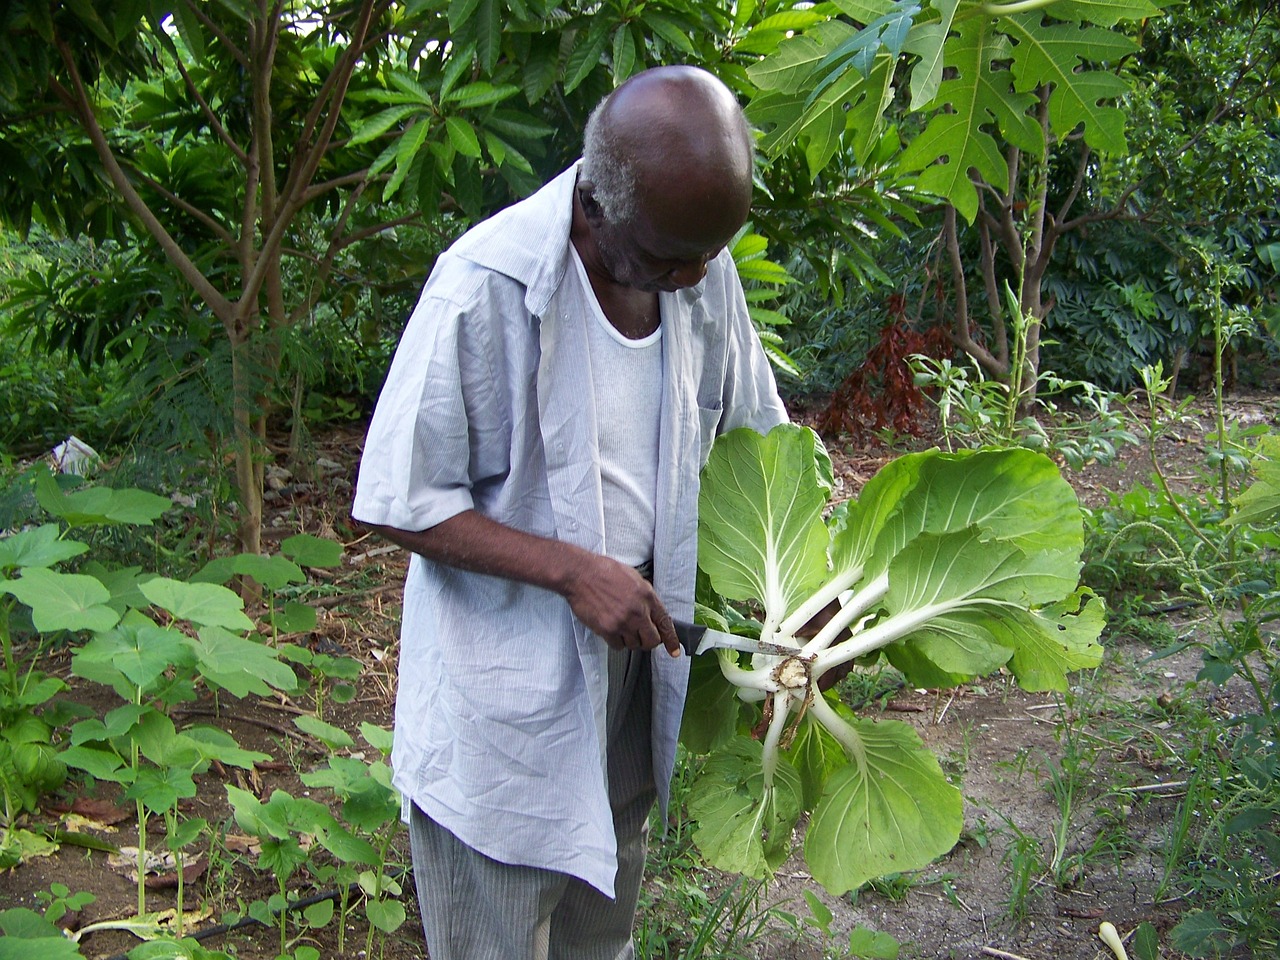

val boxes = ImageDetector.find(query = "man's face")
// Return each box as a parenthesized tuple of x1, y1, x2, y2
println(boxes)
(585, 177, 749, 293)
(591, 210, 732, 293)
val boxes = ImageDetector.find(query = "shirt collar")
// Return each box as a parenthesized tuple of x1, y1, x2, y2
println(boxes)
(449, 163, 581, 317)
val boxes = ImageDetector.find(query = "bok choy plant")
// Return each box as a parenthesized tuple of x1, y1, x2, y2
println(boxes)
(682, 423, 1104, 894)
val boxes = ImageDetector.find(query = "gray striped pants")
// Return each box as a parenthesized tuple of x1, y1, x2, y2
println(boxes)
(409, 648, 656, 960)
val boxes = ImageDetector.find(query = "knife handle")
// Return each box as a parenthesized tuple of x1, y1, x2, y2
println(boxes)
(671, 619, 705, 658)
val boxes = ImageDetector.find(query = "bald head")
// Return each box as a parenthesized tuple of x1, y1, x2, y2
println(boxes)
(581, 66, 754, 232)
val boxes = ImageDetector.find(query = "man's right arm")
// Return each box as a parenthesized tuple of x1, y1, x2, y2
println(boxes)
(365, 513, 680, 657)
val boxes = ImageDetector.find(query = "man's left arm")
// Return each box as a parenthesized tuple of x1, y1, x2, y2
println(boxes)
(716, 256, 790, 435)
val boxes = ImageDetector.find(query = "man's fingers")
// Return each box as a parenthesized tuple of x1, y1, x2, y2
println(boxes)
(655, 610, 681, 658)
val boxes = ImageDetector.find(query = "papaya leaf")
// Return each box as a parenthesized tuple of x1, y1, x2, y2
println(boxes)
(897, 16, 1040, 221)
(1004, 14, 1135, 154)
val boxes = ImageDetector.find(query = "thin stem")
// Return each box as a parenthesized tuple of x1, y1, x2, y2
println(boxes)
(1210, 265, 1231, 522)
(1141, 384, 1223, 558)
(279, 875, 289, 957)
(132, 684, 147, 916)
(1, 599, 18, 699)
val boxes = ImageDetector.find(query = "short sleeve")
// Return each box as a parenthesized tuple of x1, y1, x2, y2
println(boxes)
(352, 284, 499, 532)
(714, 253, 789, 435)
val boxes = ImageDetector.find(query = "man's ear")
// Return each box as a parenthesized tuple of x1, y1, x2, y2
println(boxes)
(577, 181, 606, 226)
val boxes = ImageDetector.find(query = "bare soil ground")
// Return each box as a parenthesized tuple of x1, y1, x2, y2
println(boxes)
(2, 391, 1276, 960)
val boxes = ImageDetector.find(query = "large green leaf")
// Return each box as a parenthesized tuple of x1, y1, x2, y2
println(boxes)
(0, 524, 88, 571)
(884, 527, 1081, 613)
(140, 577, 255, 631)
(1050, 0, 1161, 25)
(34, 471, 169, 527)
(232, 553, 305, 591)
(803, 716, 962, 894)
(698, 425, 831, 624)
(897, 15, 1040, 221)
(688, 736, 803, 879)
(80, 561, 155, 614)
(72, 621, 192, 696)
(563, 21, 611, 95)
(3, 568, 119, 633)
(886, 610, 1012, 685)
(748, 21, 857, 94)
(871, 448, 1083, 572)
(678, 651, 742, 754)
(0, 907, 86, 956)
(828, 452, 922, 583)
(1004, 14, 1135, 154)
(189, 626, 298, 698)
(184, 725, 272, 770)
(787, 712, 849, 810)
(903, 0, 958, 110)
(987, 589, 1106, 691)
(1224, 436, 1280, 528)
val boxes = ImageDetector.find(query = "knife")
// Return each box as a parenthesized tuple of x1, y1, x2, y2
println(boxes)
(672, 619, 807, 659)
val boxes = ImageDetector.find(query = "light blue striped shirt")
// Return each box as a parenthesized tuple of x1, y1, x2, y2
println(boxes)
(352, 164, 787, 896)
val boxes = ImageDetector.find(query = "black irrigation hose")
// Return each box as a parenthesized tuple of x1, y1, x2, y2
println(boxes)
(100, 865, 413, 960)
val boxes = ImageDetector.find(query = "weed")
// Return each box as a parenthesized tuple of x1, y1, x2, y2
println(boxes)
(999, 824, 1046, 923)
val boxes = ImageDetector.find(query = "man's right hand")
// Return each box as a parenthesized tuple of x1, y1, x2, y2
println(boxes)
(364, 514, 681, 658)
(561, 553, 681, 658)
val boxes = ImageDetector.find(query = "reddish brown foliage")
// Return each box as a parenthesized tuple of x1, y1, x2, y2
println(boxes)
(815, 298, 951, 443)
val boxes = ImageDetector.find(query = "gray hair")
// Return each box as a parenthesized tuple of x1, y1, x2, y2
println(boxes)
(581, 99, 639, 226)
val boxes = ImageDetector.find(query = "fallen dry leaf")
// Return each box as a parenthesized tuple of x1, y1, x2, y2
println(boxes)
(46, 797, 132, 826)
(145, 858, 208, 890)
(222, 833, 261, 855)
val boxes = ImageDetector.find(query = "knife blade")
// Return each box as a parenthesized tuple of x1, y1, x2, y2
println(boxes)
(672, 619, 807, 659)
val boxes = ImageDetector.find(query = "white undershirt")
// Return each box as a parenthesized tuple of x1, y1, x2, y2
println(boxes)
(567, 246, 663, 566)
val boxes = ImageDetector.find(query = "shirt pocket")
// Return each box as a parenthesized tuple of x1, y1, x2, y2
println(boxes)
(697, 402, 723, 466)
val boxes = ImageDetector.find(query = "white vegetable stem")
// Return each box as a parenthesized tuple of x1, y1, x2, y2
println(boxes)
(716, 648, 781, 693)
(799, 572, 889, 656)
(807, 692, 863, 763)
(759, 690, 793, 785)
(1098, 922, 1129, 960)
(776, 563, 868, 640)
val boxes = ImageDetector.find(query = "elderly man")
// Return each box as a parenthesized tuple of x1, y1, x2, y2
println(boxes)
(352, 65, 788, 958)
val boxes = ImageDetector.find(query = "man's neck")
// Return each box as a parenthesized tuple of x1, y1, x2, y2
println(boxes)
(570, 191, 660, 340)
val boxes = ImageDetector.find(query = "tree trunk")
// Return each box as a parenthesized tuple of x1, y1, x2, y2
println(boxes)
(231, 337, 264, 560)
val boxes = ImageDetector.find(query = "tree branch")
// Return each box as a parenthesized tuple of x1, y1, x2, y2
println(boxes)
(945, 205, 1005, 376)
(1054, 140, 1090, 226)
(976, 209, 1008, 366)
(51, 40, 233, 325)
(246, 0, 385, 305)
(128, 168, 236, 246)
(1059, 184, 1139, 233)
(301, 169, 373, 203)
(167, 49, 249, 164)
(182, 0, 249, 68)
